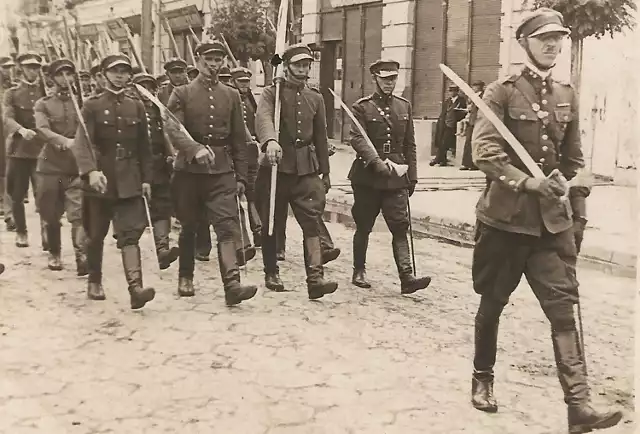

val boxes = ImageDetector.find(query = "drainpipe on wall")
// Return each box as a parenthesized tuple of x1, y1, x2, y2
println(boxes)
(466, 0, 473, 82)
(410, 0, 418, 109)
(440, 0, 449, 101)
(340, 7, 347, 141)
(359, 4, 365, 98)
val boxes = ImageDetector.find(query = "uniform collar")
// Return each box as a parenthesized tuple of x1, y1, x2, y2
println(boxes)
(19, 79, 40, 88)
(196, 73, 219, 88)
(54, 87, 72, 99)
(373, 90, 393, 103)
(523, 59, 551, 79)
(283, 79, 306, 91)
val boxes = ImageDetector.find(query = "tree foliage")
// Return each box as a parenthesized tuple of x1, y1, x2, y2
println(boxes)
(207, 0, 276, 65)
(530, 0, 636, 40)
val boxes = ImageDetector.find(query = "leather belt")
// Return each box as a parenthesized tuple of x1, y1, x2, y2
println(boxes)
(193, 134, 230, 147)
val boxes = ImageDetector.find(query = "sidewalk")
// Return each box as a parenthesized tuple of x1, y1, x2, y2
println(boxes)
(325, 142, 637, 277)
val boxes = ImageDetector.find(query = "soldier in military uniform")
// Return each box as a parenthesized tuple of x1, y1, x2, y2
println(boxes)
(33, 58, 88, 274)
(78, 70, 92, 98)
(157, 58, 188, 106)
(71, 53, 156, 310)
(89, 61, 106, 96)
(218, 66, 232, 85)
(156, 74, 169, 89)
(3, 52, 47, 249)
(470, 9, 622, 432)
(187, 65, 198, 81)
(132, 72, 180, 270)
(0, 56, 16, 230)
(231, 66, 261, 247)
(348, 59, 431, 294)
(165, 40, 257, 306)
(255, 43, 337, 299)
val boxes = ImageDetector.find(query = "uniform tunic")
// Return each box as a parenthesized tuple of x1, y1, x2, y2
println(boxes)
(471, 66, 588, 307)
(348, 91, 417, 235)
(71, 88, 153, 248)
(33, 90, 83, 224)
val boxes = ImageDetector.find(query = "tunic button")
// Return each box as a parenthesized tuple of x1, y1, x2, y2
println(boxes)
(542, 134, 548, 140)
(386, 128, 391, 131)
(210, 116, 214, 119)
(104, 121, 108, 124)
(564, 116, 569, 120)
(297, 130, 301, 133)
(541, 89, 547, 95)
(508, 180, 516, 186)
(499, 175, 506, 181)
(209, 125, 213, 128)
(210, 105, 214, 109)
(387, 134, 391, 138)
(519, 114, 526, 120)
(539, 158, 545, 163)
(297, 121, 301, 124)
(298, 112, 302, 115)
(118, 129, 121, 133)
(542, 99, 548, 105)
(209, 96, 213, 100)
(542, 146, 549, 151)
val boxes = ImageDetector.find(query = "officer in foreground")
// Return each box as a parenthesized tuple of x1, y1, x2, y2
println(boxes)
(348, 59, 431, 294)
(165, 40, 257, 306)
(33, 58, 88, 274)
(470, 9, 622, 433)
(255, 43, 337, 300)
(72, 53, 156, 309)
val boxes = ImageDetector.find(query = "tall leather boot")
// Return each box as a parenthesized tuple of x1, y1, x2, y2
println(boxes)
(247, 201, 262, 248)
(46, 222, 63, 271)
(121, 245, 156, 310)
(351, 230, 371, 288)
(86, 240, 106, 300)
(71, 223, 88, 276)
(153, 219, 179, 270)
(195, 221, 212, 261)
(471, 301, 500, 413)
(304, 236, 338, 300)
(552, 330, 623, 433)
(319, 218, 341, 265)
(177, 227, 196, 297)
(392, 233, 431, 294)
(218, 240, 257, 306)
(235, 206, 256, 266)
(40, 219, 49, 252)
(13, 197, 28, 247)
(262, 229, 284, 291)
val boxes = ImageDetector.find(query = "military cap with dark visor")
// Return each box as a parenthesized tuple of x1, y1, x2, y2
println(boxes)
(194, 40, 226, 57)
(49, 58, 76, 76)
(282, 44, 314, 64)
(163, 57, 188, 71)
(90, 61, 101, 76)
(101, 53, 132, 71)
(218, 66, 231, 78)
(0, 56, 16, 67)
(369, 59, 399, 78)
(132, 73, 157, 86)
(17, 52, 43, 66)
(516, 8, 570, 39)
(231, 67, 252, 81)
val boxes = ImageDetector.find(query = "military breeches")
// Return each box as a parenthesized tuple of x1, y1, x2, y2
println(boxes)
(351, 184, 409, 235)
(256, 168, 325, 272)
(150, 182, 173, 222)
(35, 173, 83, 225)
(245, 145, 259, 201)
(82, 196, 147, 249)
(472, 221, 579, 331)
(7, 157, 38, 233)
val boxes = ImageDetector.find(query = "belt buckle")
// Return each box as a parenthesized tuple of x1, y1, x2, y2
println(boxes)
(383, 142, 391, 154)
(115, 146, 127, 160)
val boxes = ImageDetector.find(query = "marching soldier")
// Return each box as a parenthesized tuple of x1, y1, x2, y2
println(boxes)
(33, 58, 88, 274)
(132, 72, 180, 270)
(255, 43, 337, 299)
(187, 65, 199, 81)
(348, 59, 431, 294)
(157, 58, 188, 106)
(470, 9, 622, 432)
(78, 70, 92, 98)
(156, 74, 169, 89)
(3, 52, 48, 249)
(0, 56, 16, 230)
(218, 66, 232, 85)
(71, 53, 156, 309)
(165, 40, 257, 306)
(230, 66, 261, 247)
(89, 61, 106, 96)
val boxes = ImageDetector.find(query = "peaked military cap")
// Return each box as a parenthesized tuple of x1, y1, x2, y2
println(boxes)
(164, 57, 188, 71)
(49, 58, 76, 76)
(369, 59, 399, 78)
(17, 51, 43, 66)
(218, 65, 231, 78)
(78, 69, 90, 79)
(516, 8, 570, 39)
(0, 56, 15, 67)
(194, 40, 226, 57)
(155, 74, 169, 85)
(132, 73, 156, 86)
(282, 44, 313, 64)
(231, 66, 252, 81)
(101, 53, 132, 71)
(90, 61, 102, 76)
(187, 65, 198, 73)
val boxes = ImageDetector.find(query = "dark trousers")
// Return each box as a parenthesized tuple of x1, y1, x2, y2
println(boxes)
(256, 167, 325, 273)
(172, 171, 238, 278)
(462, 125, 477, 169)
(352, 185, 409, 235)
(472, 221, 582, 387)
(268, 203, 334, 254)
(435, 126, 457, 164)
(7, 158, 38, 233)
(149, 182, 173, 222)
(35, 173, 83, 225)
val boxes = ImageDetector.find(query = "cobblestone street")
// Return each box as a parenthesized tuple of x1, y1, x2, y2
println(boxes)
(0, 206, 635, 434)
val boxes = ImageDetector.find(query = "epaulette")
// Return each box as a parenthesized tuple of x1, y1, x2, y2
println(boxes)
(393, 94, 410, 104)
(500, 72, 521, 83)
(355, 95, 372, 104)
(553, 78, 572, 87)
(307, 86, 321, 94)
(85, 93, 101, 102)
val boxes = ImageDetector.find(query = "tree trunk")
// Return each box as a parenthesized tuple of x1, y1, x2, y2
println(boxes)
(570, 37, 583, 95)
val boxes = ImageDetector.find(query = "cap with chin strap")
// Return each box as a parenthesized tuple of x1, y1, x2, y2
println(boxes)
(164, 57, 188, 72)
(101, 53, 132, 71)
(218, 65, 231, 78)
(369, 59, 399, 78)
(0, 56, 16, 67)
(282, 44, 314, 64)
(231, 67, 252, 81)
(516, 8, 570, 39)
(17, 52, 43, 66)
(49, 58, 76, 76)
(132, 73, 157, 87)
(194, 40, 226, 57)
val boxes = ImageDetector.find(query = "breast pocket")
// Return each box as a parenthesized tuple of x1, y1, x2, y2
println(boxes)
(554, 107, 572, 136)
(507, 106, 539, 138)
(48, 116, 67, 133)
(121, 117, 141, 141)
